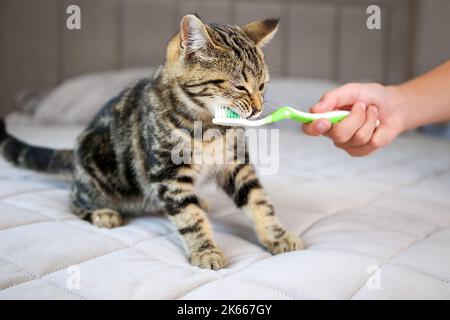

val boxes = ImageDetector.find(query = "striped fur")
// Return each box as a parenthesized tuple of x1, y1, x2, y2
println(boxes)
(0, 119, 73, 177)
(0, 15, 302, 269)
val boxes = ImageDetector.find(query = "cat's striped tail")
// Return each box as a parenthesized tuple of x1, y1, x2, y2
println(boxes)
(0, 119, 74, 177)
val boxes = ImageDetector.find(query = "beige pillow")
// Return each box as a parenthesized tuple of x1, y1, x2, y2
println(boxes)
(33, 68, 154, 125)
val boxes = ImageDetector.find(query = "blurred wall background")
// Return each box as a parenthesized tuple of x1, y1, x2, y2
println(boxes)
(0, 0, 449, 117)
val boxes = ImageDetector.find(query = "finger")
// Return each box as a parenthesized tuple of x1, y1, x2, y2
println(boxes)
(339, 105, 379, 148)
(310, 83, 362, 113)
(325, 102, 367, 144)
(301, 119, 331, 136)
(310, 98, 337, 113)
(341, 125, 389, 157)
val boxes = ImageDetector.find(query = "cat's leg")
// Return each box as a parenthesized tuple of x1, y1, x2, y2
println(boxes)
(220, 163, 303, 254)
(70, 181, 123, 229)
(157, 173, 227, 270)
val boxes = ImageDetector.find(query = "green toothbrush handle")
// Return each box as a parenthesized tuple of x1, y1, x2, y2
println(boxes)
(268, 107, 349, 124)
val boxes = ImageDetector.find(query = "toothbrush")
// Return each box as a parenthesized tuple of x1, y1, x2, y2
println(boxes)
(213, 106, 351, 127)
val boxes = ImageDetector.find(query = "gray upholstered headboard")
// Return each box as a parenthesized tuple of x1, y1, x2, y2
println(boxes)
(1, 0, 449, 116)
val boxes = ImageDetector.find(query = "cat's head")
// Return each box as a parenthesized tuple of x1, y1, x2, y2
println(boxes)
(165, 14, 278, 120)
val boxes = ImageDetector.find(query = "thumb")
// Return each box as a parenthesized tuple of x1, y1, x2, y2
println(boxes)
(302, 119, 332, 136)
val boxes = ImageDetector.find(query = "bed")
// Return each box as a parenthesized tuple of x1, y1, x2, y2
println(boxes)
(1, 71, 449, 299)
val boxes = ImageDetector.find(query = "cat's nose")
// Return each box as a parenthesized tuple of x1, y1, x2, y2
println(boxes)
(251, 94, 263, 112)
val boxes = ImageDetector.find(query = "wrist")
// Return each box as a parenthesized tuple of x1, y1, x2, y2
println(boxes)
(387, 84, 414, 132)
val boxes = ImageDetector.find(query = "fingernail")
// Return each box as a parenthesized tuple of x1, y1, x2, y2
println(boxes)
(316, 120, 330, 133)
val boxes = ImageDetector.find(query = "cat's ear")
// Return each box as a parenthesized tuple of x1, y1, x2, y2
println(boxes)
(179, 14, 215, 55)
(241, 18, 279, 47)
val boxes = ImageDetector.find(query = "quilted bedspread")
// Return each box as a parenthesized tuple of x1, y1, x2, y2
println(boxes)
(1, 123, 449, 300)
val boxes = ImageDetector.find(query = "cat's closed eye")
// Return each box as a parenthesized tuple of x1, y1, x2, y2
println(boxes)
(210, 79, 225, 85)
(234, 85, 248, 92)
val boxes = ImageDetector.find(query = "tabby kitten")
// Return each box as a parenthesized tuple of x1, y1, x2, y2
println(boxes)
(0, 15, 302, 270)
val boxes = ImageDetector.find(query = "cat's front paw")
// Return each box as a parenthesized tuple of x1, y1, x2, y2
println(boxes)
(267, 234, 303, 255)
(191, 247, 227, 270)
(91, 209, 123, 228)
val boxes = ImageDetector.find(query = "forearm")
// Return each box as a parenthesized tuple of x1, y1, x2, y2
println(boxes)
(394, 60, 450, 130)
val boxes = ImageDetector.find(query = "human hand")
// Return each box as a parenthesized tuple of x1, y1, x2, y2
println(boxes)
(302, 83, 408, 156)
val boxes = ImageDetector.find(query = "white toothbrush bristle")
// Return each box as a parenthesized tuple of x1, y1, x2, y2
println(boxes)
(213, 106, 267, 127)
(213, 106, 243, 126)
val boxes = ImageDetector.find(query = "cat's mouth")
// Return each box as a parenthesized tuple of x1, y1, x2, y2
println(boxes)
(249, 110, 263, 119)
(227, 107, 259, 120)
